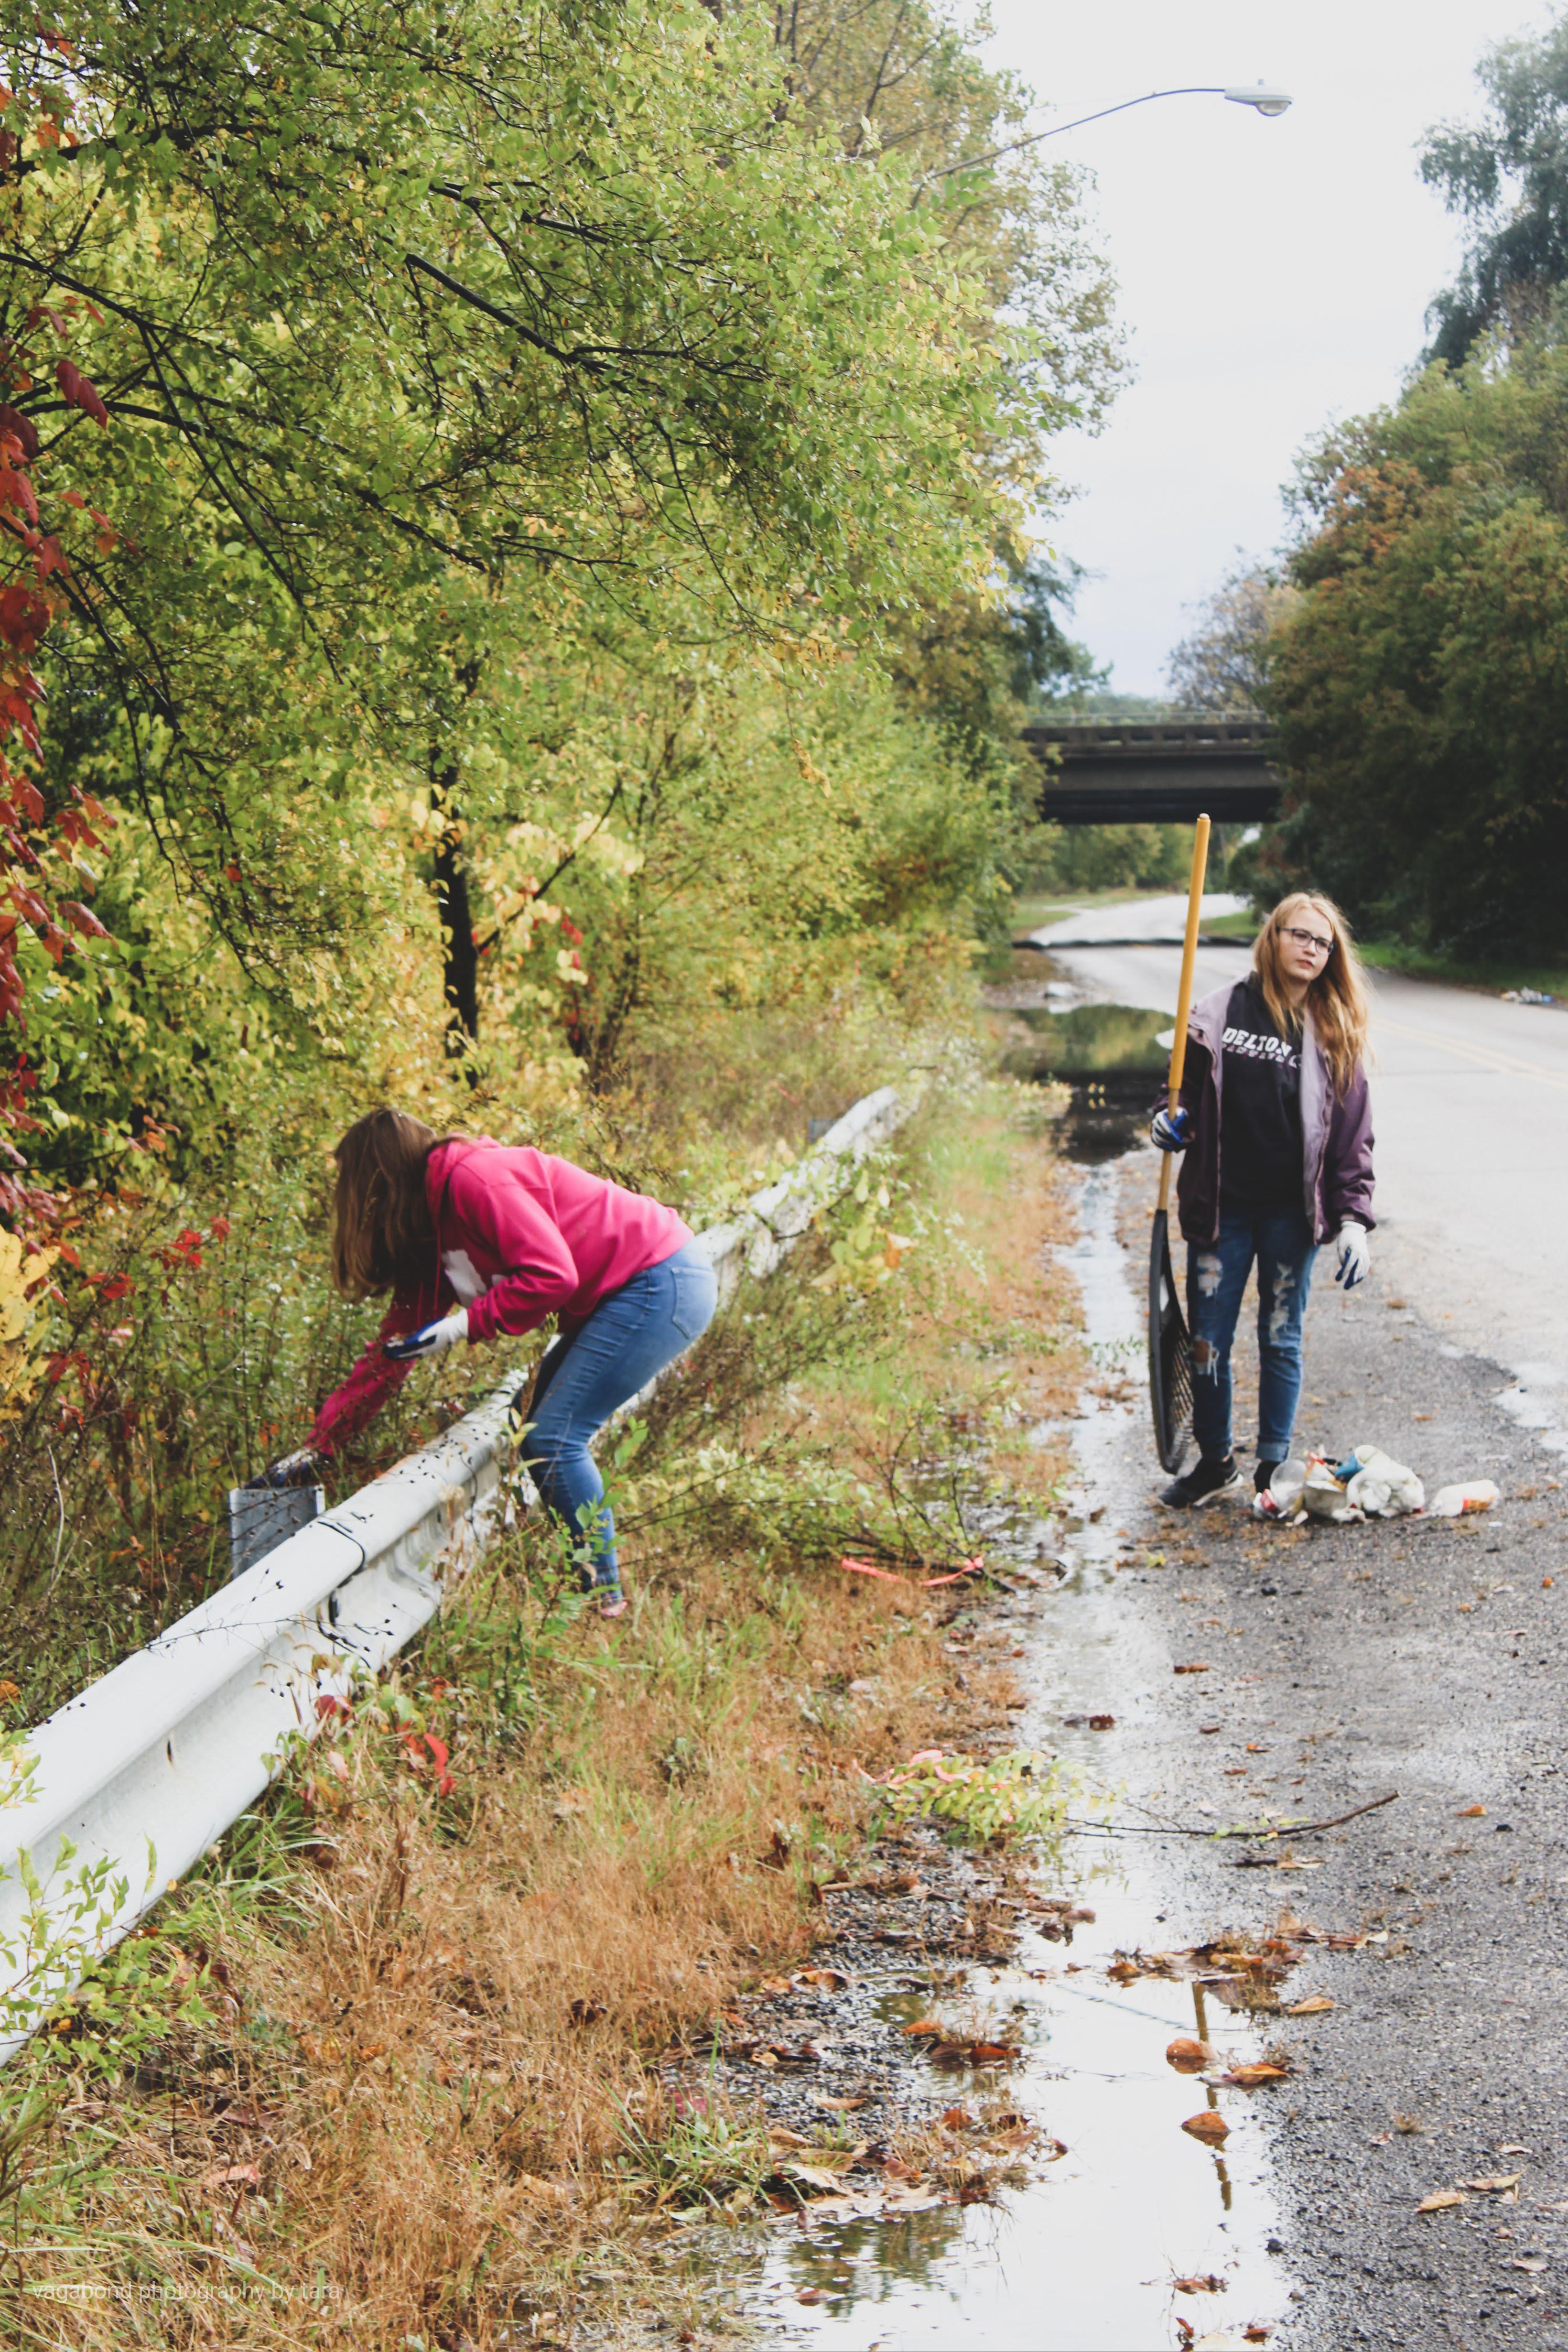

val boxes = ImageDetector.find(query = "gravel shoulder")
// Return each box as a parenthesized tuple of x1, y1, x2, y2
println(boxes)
(1115, 1154, 1568, 2351)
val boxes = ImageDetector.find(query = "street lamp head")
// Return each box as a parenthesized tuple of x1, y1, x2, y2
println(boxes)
(1224, 82, 1292, 117)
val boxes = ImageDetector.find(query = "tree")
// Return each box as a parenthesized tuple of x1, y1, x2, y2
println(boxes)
(1261, 349, 1568, 958)
(1165, 564, 1298, 714)
(0, 0, 1115, 1135)
(1422, 11, 1568, 364)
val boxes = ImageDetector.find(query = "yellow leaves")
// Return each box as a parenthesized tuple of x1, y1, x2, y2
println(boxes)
(0, 1227, 57, 1415)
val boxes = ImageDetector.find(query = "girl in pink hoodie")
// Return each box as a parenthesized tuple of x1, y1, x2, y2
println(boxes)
(271, 1109, 716, 1614)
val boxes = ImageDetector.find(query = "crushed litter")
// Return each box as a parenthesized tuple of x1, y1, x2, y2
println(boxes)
(1253, 1447, 1498, 1526)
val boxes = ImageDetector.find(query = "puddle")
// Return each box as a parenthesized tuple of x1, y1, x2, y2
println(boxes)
(747, 1158, 1292, 2351)
(1000, 998, 1169, 1164)
(1005, 1001, 1172, 1075)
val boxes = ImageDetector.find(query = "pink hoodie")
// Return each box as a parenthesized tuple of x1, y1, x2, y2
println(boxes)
(311, 1138, 692, 1456)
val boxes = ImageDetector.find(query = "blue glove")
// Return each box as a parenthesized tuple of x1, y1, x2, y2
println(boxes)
(1150, 1105, 1191, 1152)
(384, 1309, 469, 1362)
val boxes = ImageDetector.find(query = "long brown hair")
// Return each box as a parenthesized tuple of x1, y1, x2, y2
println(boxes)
(1253, 891, 1370, 1095)
(331, 1109, 439, 1297)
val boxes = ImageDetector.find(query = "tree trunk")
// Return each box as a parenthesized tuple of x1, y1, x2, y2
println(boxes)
(433, 817, 479, 1059)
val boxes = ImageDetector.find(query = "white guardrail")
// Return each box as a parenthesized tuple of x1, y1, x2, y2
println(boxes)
(0, 1086, 912, 2061)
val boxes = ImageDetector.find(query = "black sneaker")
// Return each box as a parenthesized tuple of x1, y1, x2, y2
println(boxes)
(1254, 1460, 1281, 1494)
(1157, 1454, 1241, 1509)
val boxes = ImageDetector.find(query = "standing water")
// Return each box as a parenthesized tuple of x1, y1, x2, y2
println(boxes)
(749, 1153, 1294, 2351)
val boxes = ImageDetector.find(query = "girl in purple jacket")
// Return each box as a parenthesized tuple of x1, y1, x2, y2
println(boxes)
(1151, 892, 1374, 1511)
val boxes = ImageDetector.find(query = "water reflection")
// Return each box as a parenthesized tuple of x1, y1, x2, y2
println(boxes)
(1003, 1001, 1170, 1078)
(748, 1156, 1291, 2351)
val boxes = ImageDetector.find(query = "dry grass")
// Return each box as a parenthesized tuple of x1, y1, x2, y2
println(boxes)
(1, 1077, 1082, 2349)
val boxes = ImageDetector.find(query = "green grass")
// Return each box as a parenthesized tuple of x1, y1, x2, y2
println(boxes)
(1356, 939, 1568, 1000)
(1202, 907, 1257, 941)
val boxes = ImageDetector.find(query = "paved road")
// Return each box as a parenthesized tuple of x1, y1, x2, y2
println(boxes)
(1030, 889, 1249, 945)
(1034, 918, 1568, 1423)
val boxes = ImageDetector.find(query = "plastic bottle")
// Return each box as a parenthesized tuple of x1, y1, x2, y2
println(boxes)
(1427, 1480, 1500, 1518)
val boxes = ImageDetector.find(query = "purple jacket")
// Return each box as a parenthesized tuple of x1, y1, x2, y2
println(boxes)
(1170, 981, 1374, 1246)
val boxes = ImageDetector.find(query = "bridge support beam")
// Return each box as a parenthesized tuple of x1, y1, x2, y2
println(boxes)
(1023, 718, 1284, 826)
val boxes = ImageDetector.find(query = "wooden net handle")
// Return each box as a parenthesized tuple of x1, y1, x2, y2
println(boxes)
(1156, 814, 1212, 1215)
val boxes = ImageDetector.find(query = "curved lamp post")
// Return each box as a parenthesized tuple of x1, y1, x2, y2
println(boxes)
(926, 81, 1293, 182)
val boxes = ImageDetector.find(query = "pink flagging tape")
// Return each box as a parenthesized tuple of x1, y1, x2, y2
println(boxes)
(839, 1556, 984, 1589)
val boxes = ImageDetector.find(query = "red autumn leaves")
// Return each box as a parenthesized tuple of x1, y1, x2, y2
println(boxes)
(0, 301, 119, 1083)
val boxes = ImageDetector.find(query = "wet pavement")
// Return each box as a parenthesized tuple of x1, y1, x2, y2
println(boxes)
(641, 950, 1568, 2351)
(728, 1161, 1302, 2352)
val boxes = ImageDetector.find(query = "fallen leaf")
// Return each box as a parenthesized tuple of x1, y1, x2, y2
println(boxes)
(1174, 1662, 1211, 1675)
(901, 2016, 942, 2038)
(1172, 2273, 1226, 2293)
(940, 2107, 973, 2130)
(1507, 2254, 1549, 2274)
(794, 1967, 852, 1991)
(817, 2095, 865, 2112)
(1181, 2111, 1230, 2144)
(1223, 2063, 1291, 2089)
(1167, 2036, 1217, 2074)
(786, 2162, 852, 2193)
(1244, 2331, 1272, 2345)
(201, 2163, 261, 2191)
(1042, 2135, 1069, 2159)
(1416, 2189, 1466, 2213)
(768, 2128, 816, 2150)
(1460, 2172, 1523, 2193)
(1456, 1804, 1486, 1819)
(1288, 1995, 1335, 2016)
(796, 2287, 825, 2305)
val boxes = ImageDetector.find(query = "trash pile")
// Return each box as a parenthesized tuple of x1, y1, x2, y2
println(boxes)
(1502, 986, 1556, 1006)
(1256, 1446, 1500, 1526)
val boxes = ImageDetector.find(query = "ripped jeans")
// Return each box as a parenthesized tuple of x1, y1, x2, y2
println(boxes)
(1187, 1206, 1317, 1465)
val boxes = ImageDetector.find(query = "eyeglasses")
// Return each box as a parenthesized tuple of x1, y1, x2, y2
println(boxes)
(1280, 926, 1334, 957)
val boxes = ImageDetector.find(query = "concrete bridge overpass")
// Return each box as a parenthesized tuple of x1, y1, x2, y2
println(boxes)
(1023, 715, 1283, 825)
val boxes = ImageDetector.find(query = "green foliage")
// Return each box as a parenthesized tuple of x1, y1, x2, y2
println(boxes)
(1264, 348, 1568, 957)
(0, 0, 1119, 1685)
(878, 1745, 1072, 1846)
(0, 1827, 216, 2074)
(1018, 822, 1193, 897)
(1422, 11, 1568, 364)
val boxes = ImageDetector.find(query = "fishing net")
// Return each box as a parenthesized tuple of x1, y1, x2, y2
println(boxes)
(1147, 1206, 1192, 1475)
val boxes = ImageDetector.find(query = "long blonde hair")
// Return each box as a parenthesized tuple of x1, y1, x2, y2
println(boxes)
(330, 1108, 439, 1297)
(1253, 891, 1369, 1095)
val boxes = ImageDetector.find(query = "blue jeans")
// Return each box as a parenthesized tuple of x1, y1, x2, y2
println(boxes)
(519, 1240, 717, 1599)
(1187, 1207, 1317, 1464)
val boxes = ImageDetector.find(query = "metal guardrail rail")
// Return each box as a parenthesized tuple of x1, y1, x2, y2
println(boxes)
(0, 1085, 911, 2061)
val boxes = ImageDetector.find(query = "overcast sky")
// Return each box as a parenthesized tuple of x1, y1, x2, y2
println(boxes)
(982, 0, 1544, 695)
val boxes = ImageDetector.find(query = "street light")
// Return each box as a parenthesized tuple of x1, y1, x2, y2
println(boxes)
(925, 82, 1293, 182)
(1225, 84, 1293, 117)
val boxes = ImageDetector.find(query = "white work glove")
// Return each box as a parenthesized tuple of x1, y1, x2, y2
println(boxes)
(384, 1308, 469, 1362)
(1333, 1223, 1371, 1291)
